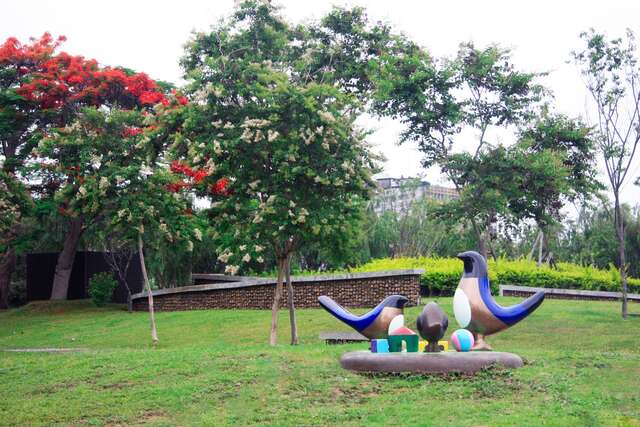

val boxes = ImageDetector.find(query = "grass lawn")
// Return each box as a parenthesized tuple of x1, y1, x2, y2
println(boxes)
(1, 298, 639, 426)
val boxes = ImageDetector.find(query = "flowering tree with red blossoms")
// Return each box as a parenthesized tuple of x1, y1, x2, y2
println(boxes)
(0, 33, 172, 304)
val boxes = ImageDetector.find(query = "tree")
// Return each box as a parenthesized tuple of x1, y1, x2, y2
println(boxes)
(0, 33, 65, 307)
(556, 202, 640, 279)
(431, 143, 571, 261)
(373, 41, 546, 258)
(516, 113, 602, 265)
(176, 1, 380, 345)
(572, 29, 640, 318)
(39, 104, 199, 343)
(0, 33, 170, 301)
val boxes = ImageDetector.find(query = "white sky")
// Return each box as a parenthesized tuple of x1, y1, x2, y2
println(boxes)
(3, 0, 640, 204)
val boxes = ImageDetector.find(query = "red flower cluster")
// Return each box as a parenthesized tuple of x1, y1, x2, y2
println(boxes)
(169, 160, 210, 191)
(210, 178, 230, 196)
(122, 127, 143, 137)
(169, 160, 230, 195)
(166, 180, 189, 193)
(1, 33, 169, 110)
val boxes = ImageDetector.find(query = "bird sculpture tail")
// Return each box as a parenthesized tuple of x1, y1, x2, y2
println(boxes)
(317, 295, 407, 333)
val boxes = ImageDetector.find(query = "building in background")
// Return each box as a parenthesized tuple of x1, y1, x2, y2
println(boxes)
(374, 177, 458, 213)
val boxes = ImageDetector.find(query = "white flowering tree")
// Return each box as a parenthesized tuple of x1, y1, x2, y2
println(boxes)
(177, 83, 376, 345)
(176, 24, 379, 345)
(35, 105, 200, 344)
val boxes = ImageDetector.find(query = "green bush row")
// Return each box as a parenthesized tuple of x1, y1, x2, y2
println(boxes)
(350, 257, 640, 295)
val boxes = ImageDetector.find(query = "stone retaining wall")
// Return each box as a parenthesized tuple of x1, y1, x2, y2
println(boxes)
(500, 284, 640, 302)
(131, 270, 423, 312)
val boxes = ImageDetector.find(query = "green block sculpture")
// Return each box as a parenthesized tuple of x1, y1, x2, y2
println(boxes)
(388, 326, 419, 352)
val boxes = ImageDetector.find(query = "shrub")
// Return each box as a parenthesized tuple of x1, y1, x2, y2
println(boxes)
(88, 272, 118, 306)
(351, 257, 640, 296)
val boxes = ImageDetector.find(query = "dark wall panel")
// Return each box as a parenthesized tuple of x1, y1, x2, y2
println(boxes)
(26, 251, 142, 304)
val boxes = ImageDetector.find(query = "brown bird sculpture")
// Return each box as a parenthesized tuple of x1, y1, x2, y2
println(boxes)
(416, 302, 449, 352)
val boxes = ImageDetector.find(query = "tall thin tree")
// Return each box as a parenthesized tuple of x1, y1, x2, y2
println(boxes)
(572, 29, 640, 318)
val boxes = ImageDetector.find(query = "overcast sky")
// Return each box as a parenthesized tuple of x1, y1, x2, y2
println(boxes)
(3, 0, 640, 204)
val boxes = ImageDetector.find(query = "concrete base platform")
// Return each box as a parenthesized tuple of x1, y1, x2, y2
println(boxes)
(340, 350, 523, 374)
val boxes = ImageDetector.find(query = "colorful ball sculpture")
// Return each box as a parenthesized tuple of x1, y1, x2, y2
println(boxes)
(451, 329, 475, 352)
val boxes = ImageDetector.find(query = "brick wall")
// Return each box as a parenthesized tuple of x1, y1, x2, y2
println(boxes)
(131, 271, 422, 312)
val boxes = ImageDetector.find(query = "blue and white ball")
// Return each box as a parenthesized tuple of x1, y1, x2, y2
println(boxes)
(451, 329, 475, 352)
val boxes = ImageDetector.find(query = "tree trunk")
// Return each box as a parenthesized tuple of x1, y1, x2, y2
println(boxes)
(50, 217, 84, 300)
(537, 230, 544, 267)
(269, 257, 286, 346)
(0, 247, 16, 309)
(615, 200, 628, 318)
(138, 235, 158, 345)
(285, 254, 299, 345)
(528, 231, 541, 261)
(478, 230, 489, 261)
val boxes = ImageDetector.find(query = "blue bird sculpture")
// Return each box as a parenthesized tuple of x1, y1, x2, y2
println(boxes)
(318, 295, 409, 339)
(453, 251, 545, 350)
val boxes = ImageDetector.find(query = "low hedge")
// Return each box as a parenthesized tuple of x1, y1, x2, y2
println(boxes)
(350, 257, 640, 296)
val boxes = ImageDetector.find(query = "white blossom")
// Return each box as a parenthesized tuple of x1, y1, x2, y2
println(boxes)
(242, 118, 271, 128)
(212, 120, 222, 128)
(318, 111, 335, 123)
(218, 252, 233, 263)
(78, 186, 87, 198)
(225, 264, 239, 275)
(213, 140, 222, 154)
(239, 245, 247, 251)
(186, 240, 194, 252)
(254, 245, 264, 252)
(241, 128, 254, 142)
(242, 253, 251, 263)
(90, 155, 103, 166)
(267, 130, 279, 142)
(256, 256, 264, 263)
(249, 180, 260, 190)
(205, 159, 217, 173)
(99, 177, 109, 191)
(194, 228, 203, 241)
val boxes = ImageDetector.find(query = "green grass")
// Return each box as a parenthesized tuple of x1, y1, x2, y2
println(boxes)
(1, 299, 639, 426)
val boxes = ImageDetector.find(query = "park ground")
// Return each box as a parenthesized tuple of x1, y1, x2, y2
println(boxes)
(0, 298, 639, 426)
